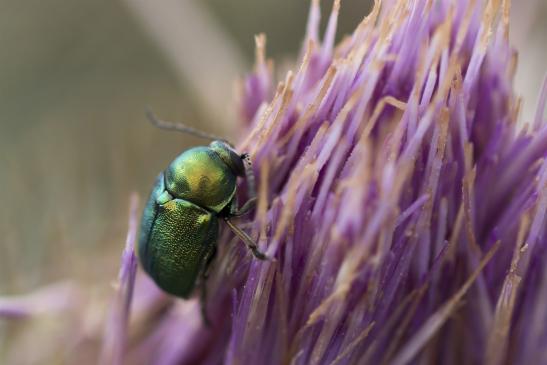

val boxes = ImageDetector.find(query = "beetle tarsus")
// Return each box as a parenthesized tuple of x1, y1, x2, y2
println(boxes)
(251, 247, 268, 261)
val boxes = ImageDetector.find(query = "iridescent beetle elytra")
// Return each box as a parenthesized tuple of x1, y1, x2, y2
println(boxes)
(138, 108, 267, 325)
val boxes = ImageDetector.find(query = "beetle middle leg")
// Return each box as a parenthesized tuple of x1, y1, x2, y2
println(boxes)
(200, 246, 217, 327)
(230, 196, 257, 217)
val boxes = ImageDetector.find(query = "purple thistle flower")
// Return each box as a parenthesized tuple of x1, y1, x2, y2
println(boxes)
(130, 0, 546, 364)
(99, 194, 139, 365)
(0, 281, 78, 319)
(120, 0, 547, 364)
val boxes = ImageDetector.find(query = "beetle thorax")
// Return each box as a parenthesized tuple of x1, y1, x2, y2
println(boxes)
(164, 145, 237, 213)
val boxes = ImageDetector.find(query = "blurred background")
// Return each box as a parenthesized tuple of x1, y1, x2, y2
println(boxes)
(0, 0, 544, 362)
(0, 0, 368, 293)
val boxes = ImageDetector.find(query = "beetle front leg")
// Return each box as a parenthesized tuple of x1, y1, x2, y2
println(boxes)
(227, 153, 258, 217)
(224, 218, 268, 260)
(230, 197, 257, 217)
(222, 151, 259, 218)
(241, 153, 256, 200)
(225, 153, 269, 260)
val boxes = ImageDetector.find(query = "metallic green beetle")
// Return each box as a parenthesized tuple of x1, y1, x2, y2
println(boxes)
(138, 109, 266, 323)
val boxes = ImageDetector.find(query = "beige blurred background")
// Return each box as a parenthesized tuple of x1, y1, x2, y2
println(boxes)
(0, 1, 370, 295)
(0, 0, 544, 358)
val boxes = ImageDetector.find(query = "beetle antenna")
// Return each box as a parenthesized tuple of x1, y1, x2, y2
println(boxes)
(145, 107, 226, 142)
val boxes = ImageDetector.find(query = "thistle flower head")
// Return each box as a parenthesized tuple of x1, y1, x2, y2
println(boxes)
(117, 1, 547, 364)
(3, 1, 546, 364)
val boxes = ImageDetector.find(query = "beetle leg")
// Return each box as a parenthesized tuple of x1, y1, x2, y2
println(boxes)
(229, 193, 239, 216)
(227, 182, 256, 217)
(227, 154, 270, 259)
(224, 218, 268, 260)
(200, 247, 217, 327)
(241, 153, 256, 200)
(225, 153, 258, 217)
(231, 197, 257, 217)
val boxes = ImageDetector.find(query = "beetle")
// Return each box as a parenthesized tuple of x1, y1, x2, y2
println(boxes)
(138, 108, 267, 325)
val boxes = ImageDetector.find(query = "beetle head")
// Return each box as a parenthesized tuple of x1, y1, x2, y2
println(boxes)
(209, 140, 246, 177)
